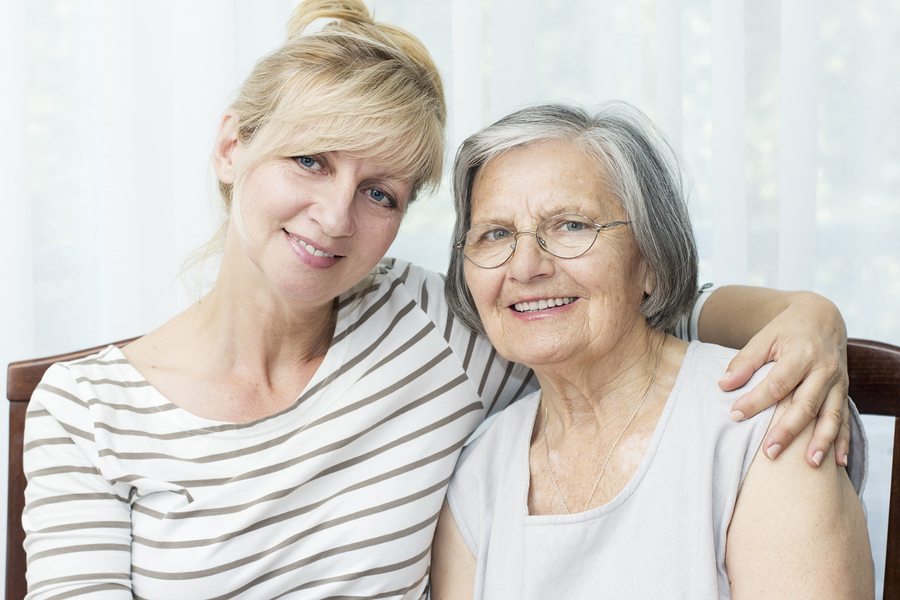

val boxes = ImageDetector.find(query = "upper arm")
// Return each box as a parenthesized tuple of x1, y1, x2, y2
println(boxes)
(24, 368, 133, 598)
(430, 501, 476, 600)
(725, 403, 873, 599)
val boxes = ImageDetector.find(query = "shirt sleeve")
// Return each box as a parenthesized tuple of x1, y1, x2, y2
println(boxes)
(673, 283, 716, 341)
(23, 363, 133, 599)
(846, 400, 868, 496)
(401, 261, 538, 417)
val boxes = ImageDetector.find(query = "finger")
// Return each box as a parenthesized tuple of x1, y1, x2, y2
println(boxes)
(729, 357, 805, 421)
(805, 386, 847, 467)
(759, 369, 832, 461)
(719, 335, 772, 392)
(833, 397, 852, 467)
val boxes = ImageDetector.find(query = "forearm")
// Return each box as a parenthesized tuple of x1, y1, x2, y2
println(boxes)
(697, 286, 836, 349)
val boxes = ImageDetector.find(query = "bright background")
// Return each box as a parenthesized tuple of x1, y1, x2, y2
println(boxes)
(1, 0, 897, 596)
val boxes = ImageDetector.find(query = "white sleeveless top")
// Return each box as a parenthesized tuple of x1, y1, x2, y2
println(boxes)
(445, 342, 867, 599)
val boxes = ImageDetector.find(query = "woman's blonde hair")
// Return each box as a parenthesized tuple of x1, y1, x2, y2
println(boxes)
(196, 0, 446, 273)
(227, 0, 445, 198)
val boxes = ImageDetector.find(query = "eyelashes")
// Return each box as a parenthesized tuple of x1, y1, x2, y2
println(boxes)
(291, 155, 402, 211)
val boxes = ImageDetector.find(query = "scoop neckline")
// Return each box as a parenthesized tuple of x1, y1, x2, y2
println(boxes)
(522, 340, 699, 523)
(88, 287, 377, 435)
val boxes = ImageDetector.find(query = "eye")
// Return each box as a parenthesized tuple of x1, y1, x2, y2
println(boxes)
(563, 220, 586, 232)
(294, 155, 322, 171)
(545, 214, 594, 234)
(363, 187, 397, 209)
(481, 227, 512, 243)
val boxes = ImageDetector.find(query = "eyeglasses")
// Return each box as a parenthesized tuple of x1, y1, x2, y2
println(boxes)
(456, 213, 631, 269)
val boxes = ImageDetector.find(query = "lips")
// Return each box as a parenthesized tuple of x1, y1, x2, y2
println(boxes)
(512, 297, 576, 312)
(296, 238, 336, 258)
(283, 229, 342, 259)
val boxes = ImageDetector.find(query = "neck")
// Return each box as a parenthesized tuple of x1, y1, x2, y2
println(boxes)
(535, 326, 669, 431)
(182, 254, 337, 378)
(529, 329, 687, 514)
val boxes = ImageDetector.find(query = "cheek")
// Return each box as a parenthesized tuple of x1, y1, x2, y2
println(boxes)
(360, 211, 402, 246)
(376, 219, 403, 251)
(237, 172, 296, 223)
(346, 219, 404, 277)
(464, 266, 503, 319)
(463, 265, 486, 306)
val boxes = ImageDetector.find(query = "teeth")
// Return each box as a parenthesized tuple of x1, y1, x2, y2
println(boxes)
(513, 297, 575, 312)
(296, 237, 336, 258)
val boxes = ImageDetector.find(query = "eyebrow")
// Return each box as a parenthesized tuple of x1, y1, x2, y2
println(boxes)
(470, 206, 596, 226)
(469, 215, 515, 227)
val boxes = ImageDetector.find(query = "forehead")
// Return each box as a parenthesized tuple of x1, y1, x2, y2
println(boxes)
(470, 138, 619, 220)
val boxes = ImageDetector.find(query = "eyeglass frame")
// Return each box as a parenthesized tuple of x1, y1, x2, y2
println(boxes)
(454, 212, 632, 269)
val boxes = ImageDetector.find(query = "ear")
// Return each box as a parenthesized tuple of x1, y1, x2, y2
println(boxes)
(213, 112, 241, 185)
(642, 261, 657, 297)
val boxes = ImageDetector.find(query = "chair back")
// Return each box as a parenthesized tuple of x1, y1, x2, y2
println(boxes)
(5, 337, 900, 599)
(846, 338, 900, 597)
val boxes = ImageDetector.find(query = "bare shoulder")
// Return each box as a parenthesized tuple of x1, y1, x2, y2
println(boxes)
(725, 403, 873, 599)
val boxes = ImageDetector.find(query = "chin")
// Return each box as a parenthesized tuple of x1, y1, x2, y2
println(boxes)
(498, 344, 574, 370)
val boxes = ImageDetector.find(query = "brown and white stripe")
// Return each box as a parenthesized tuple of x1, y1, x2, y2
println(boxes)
(23, 260, 534, 599)
(23, 259, 701, 599)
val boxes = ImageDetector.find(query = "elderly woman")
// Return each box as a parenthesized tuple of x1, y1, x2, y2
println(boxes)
(430, 103, 873, 598)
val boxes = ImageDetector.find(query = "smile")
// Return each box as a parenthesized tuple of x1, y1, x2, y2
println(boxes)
(283, 229, 340, 258)
(512, 297, 576, 312)
(297, 239, 336, 258)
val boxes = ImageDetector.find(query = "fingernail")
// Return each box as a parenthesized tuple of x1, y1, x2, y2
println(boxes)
(843, 454, 849, 467)
(730, 410, 745, 422)
(766, 444, 782, 460)
(812, 451, 823, 466)
(721, 371, 733, 382)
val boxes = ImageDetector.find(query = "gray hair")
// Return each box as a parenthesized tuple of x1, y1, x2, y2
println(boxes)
(445, 101, 698, 334)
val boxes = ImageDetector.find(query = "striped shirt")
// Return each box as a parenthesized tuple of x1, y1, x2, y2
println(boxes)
(22, 259, 701, 599)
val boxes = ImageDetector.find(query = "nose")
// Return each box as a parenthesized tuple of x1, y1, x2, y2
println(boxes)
(309, 179, 356, 238)
(507, 232, 554, 281)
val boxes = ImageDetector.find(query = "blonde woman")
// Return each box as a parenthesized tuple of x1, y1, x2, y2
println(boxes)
(23, 2, 856, 598)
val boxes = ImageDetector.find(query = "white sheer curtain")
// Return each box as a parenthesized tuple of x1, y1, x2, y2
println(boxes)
(2, 0, 897, 595)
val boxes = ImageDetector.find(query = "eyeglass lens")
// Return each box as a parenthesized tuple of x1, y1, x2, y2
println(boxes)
(462, 213, 601, 268)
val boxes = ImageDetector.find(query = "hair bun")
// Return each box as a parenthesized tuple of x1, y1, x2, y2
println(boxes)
(286, 0, 373, 40)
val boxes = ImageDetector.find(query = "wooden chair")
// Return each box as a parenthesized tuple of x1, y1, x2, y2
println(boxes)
(846, 339, 900, 597)
(5, 338, 900, 599)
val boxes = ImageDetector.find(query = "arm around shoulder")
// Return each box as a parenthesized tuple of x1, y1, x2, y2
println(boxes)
(697, 286, 851, 466)
(697, 286, 845, 356)
(725, 404, 873, 599)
